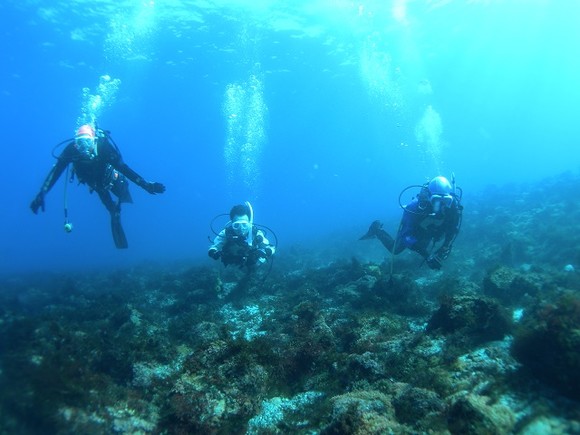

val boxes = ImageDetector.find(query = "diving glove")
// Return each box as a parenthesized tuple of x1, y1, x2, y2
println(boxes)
(144, 182, 166, 195)
(426, 253, 443, 270)
(30, 193, 45, 214)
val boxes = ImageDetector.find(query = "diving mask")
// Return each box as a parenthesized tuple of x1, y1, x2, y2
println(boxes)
(231, 219, 251, 235)
(430, 194, 453, 213)
(75, 135, 97, 157)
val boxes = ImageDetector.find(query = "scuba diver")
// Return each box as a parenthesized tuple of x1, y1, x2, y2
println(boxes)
(208, 202, 276, 270)
(30, 124, 166, 249)
(360, 175, 463, 270)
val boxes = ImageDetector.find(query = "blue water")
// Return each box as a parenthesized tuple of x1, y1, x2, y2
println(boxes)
(1, 0, 579, 274)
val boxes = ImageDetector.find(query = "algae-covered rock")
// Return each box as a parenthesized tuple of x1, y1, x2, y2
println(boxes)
(322, 390, 406, 435)
(392, 385, 447, 431)
(483, 266, 540, 305)
(511, 292, 580, 400)
(447, 393, 515, 434)
(427, 295, 512, 344)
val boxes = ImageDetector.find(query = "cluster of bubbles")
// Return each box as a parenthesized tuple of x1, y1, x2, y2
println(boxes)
(78, 3, 156, 129)
(414, 104, 443, 170)
(355, 6, 446, 170)
(104, 0, 157, 62)
(223, 74, 267, 195)
(358, 34, 402, 110)
(76, 75, 122, 131)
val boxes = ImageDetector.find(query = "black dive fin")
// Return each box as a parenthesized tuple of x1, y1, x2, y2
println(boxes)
(359, 220, 382, 240)
(111, 214, 128, 249)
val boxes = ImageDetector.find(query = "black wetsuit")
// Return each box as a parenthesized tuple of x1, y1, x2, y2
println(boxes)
(220, 227, 260, 267)
(377, 199, 462, 259)
(210, 226, 275, 269)
(36, 131, 150, 248)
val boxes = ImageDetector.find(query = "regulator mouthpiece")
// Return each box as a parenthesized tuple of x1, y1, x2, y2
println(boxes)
(64, 222, 73, 233)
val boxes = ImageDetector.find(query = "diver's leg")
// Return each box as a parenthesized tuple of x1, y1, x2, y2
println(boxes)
(360, 220, 404, 254)
(97, 189, 128, 249)
(111, 175, 133, 204)
(376, 229, 397, 253)
(409, 238, 430, 260)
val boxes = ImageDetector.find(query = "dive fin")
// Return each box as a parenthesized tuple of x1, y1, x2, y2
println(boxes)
(359, 220, 382, 240)
(111, 213, 128, 249)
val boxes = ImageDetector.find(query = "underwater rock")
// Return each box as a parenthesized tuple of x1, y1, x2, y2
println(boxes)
(193, 321, 223, 344)
(167, 379, 233, 430)
(220, 303, 271, 341)
(348, 351, 386, 378)
(447, 393, 515, 434)
(322, 390, 406, 434)
(452, 338, 519, 395)
(392, 385, 447, 431)
(247, 391, 324, 434)
(372, 274, 431, 316)
(518, 415, 580, 434)
(3, 234, 580, 433)
(483, 266, 540, 305)
(511, 292, 580, 401)
(427, 295, 512, 345)
(56, 399, 160, 433)
(279, 308, 338, 388)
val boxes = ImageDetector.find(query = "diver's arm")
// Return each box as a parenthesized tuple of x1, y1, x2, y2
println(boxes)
(116, 161, 165, 194)
(116, 161, 144, 185)
(37, 143, 77, 195)
(435, 208, 461, 261)
(39, 158, 69, 194)
(255, 229, 275, 256)
(211, 230, 227, 251)
(30, 147, 73, 213)
(442, 207, 461, 248)
(208, 230, 227, 259)
(102, 139, 165, 194)
(104, 142, 144, 185)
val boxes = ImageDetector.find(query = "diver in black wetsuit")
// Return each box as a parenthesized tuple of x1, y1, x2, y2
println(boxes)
(360, 176, 463, 270)
(30, 124, 166, 249)
(208, 202, 276, 269)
